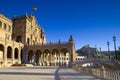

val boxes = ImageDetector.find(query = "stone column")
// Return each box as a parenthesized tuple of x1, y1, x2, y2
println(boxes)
(33, 53, 35, 65)
(55, 53, 56, 66)
(18, 49, 21, 64)
(59, 54, 60, 66)
(61, 53, 63, 66)
(42, 53, 44, 66)
(60, 54, 61, 66)
(50, 53, 52, 66)
(65, 54, 67, 66)
(68, 52, 71, 66)
(47, 53, 49, 66)
(26, 53, 28, 63)
(4, 46, 7, 67)
(12, 48, 14, 64)
(40, 53, 42, 66)
(63, 54, 65, 66)
(38, 54, 41, 66)
(60, 53, 62, 66)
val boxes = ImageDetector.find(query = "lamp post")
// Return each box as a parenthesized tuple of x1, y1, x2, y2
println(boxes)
(107, 41, 110, 60)
(113, 36, 117, 61)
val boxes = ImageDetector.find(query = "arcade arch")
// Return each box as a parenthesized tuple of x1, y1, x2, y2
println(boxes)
(0, 44, 4, 60)
(52, 49, 59, 66)
(28, 50, 34, 63)
(7, 46, 12, 59)
(35, 50, 42, 66)
(43, 49, 50, 66)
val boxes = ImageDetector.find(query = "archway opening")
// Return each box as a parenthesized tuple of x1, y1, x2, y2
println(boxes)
(0, 44, 4, 67)
(28, 50, 34, 64)
(60, 48, 69, 66)
(35, 50, 42, 66)
(7, 46, 12, 59)
(15, 48, 18, 59)
(52, 49, 59, 66)
(43, 49, 50, 66)
(21, 49, 24, 63)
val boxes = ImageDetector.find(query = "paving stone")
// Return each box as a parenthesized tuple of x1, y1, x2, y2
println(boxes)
(0, 66, 101, 80)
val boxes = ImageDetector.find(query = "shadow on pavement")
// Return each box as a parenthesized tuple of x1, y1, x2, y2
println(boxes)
(55, 67, 61, 80)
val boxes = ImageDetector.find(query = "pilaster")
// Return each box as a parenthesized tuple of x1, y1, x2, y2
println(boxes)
(3, 46, 7, 67)
(18, 49, 21, 64)
(12, 48, 14, 64)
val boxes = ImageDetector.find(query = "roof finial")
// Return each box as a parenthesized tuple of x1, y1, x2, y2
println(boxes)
(69, 35, 73, 42)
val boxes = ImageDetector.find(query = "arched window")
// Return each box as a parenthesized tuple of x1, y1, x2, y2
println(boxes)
(8, 26, 11, 32)
(4, 23, 7, 30)
(27, 38, 30, 45)
(15, 48, 18, 59)
(0, 21, 2, 28)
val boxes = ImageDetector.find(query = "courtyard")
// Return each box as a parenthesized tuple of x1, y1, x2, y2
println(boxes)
(0, 66, 101, 80)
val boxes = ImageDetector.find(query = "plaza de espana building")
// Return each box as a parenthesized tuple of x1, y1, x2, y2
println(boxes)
(0, 13, 76, 67)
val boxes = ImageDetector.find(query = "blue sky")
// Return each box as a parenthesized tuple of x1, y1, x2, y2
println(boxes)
(0, 0, 120, 51)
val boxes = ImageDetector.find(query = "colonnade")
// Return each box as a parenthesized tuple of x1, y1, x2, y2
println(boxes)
(27, 48, 70, 66)
(0, 44, 23, 67)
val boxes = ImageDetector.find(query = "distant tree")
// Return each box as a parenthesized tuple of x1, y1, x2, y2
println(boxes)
(100, 53, 107, 59)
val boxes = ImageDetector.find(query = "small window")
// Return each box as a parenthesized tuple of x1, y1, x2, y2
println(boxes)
(0, 21, 2, 28)
(4, 23, 7, 30)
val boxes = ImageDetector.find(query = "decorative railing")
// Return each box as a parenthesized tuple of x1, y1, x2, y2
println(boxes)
(72, 66, 120, 80)
(75, 58, 113, 64)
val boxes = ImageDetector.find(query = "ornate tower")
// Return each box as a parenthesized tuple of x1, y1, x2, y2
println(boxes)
(12, 14, 46, 45)
(68, 35, 76, 62)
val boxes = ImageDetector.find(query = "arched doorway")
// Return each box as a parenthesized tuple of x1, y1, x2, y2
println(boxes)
(14, 48, 18, 59)
(52, 49, 59, 66)
(35, 50, 42, 66)
(7, 46, 12, 60)
(28, 50, 34, 64)
(43, 49, 50, 66)
(0, 44, 4, 67)
(21, 49, 24, 63)
(60, 48, 69, 66)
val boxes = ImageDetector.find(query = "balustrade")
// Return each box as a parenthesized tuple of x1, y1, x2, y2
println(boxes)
(72, 66, 120, 80)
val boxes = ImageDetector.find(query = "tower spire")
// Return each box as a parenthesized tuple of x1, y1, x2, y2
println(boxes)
(69, 35, 73, 42)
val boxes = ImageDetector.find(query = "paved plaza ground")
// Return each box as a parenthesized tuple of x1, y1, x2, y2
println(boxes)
(0, 66, 101, 80)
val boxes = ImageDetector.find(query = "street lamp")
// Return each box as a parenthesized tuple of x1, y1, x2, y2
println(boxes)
(113, 36, 117, 61)
(107, 41, 110, 60)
